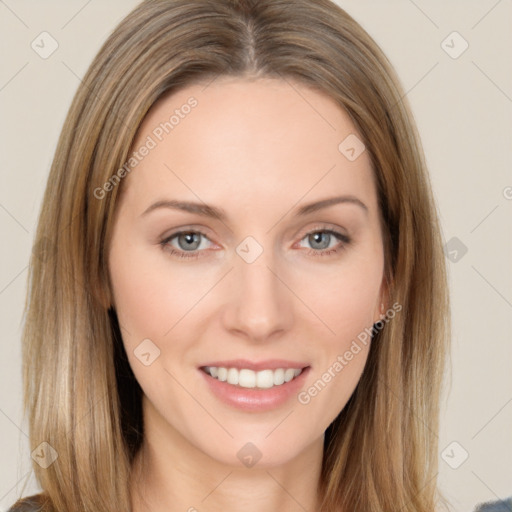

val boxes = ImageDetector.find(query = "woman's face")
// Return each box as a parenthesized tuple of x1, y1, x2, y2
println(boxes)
(108, 77, 386, 468)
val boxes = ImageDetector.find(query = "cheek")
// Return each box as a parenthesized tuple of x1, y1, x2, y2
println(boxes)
(297, 253, 383, 341)
(108, 245, 200, 406)
(293, 246, 382, 407)
(295, 265, 379, 425)
(109, 243, 207, 343)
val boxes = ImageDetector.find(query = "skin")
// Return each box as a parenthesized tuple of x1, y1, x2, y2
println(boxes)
(108, 76, 387, 512)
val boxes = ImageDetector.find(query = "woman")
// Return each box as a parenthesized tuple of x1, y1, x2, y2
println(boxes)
(9, 0, 457, 510)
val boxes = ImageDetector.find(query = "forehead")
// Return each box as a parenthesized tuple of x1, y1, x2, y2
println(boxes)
(120, 77, 376, 215)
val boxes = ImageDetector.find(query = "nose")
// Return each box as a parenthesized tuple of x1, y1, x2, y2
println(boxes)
(221, 249, 294, 343)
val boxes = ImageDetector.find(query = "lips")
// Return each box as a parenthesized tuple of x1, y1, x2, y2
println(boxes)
(198, 359, 310, 371)
(199, 364, 311, 411)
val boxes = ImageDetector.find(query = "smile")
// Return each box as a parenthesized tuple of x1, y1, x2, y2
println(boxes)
(202, 366, 304, 389)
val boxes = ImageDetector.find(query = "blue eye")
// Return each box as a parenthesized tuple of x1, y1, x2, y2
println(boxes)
(298, 229, 350, 257)
(160, 231, 212, 259)
(160, 227, 350, 260)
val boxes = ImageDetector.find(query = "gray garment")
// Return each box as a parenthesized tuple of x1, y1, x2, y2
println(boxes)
(474, 497, 512, 511)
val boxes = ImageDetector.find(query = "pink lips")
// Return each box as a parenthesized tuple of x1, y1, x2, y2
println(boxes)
(198, 359, 309, 371)
(198, 362, 311, 412)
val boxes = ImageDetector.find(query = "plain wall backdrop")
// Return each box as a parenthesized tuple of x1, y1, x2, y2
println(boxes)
(1, 1, 511, 511)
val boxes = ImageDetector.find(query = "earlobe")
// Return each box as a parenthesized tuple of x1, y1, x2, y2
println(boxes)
(372, 302, 386, 325)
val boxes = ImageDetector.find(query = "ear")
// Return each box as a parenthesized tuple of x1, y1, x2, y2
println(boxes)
(372, 274, 391, 324)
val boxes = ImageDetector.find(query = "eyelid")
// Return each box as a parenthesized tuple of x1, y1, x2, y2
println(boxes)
(160, 228, 215, 248)
(160, 224, 215, 242)
(294, 222, 349, 241)
(160, 223, 348, 245)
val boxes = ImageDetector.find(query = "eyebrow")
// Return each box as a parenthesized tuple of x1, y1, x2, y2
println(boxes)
(140, 195, 368, 220)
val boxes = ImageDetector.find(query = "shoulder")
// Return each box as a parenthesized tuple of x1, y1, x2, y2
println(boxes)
(6, 493, 48, 512)
(474, 496, 512, 511)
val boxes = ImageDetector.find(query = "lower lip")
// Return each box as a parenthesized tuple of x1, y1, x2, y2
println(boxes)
(199, 367, 311, 412)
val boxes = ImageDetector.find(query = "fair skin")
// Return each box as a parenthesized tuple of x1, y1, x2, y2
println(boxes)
(108, 76, 387, 512)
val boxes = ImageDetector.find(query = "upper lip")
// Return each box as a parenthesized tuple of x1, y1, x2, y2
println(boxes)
(199, 359, 310, 371)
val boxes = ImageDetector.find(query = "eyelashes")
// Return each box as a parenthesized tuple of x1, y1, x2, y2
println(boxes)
(295, 229, 351, 257)
(159, 226, 351, 260)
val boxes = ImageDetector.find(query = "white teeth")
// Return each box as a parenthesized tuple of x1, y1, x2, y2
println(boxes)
(256, 369, 274, 389)
(273, 368, 285, 385)
(204, 366, 304, 389)
(238, 369, 256, 388)
(284, 369, 295, 382)
(227, 368, 239, 385)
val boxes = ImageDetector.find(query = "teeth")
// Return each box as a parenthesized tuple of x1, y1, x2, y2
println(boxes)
(217, 367, 227, 381)
(227, 368, 239, 385)
(203, 366, 304, 389)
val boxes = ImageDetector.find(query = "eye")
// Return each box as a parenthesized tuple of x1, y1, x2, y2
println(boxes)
(160, 230, 213, 259)
(160, 226, 351, 260)
(297, 228, 351, 257)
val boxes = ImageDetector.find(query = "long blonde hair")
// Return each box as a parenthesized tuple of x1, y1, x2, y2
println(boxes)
(17, 1, 450, 511)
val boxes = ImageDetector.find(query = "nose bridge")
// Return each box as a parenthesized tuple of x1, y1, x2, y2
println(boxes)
(224, 239, 293, 340)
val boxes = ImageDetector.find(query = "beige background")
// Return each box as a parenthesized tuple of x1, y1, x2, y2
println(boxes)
(1, 1, 511, 511)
